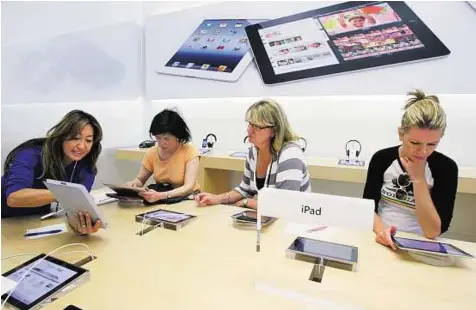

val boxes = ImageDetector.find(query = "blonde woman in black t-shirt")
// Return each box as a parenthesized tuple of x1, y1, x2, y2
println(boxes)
(363, 90, 458, 249)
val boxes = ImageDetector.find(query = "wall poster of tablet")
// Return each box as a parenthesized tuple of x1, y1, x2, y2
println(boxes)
(156, 19, 266, 82)
(392, 236, 475, 259)
(246, 1, 450, 84)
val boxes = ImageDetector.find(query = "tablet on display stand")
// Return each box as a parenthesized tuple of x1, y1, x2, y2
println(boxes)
(135, 209, 196, 231)
(392, 236, 475, 259)
(1, 254, 89, 310)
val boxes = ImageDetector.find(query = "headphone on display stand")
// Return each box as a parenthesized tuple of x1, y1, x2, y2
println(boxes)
(202, 133, 217, 149)
(345, 139, 362, 158)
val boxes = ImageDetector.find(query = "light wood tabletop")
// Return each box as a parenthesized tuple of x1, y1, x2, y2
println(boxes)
(2, 198, 476, 310)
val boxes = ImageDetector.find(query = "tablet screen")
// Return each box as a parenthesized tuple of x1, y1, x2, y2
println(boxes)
(247, 1, 449, 84)
(258, 2, 425, 75)
(393, 237, 474, 258)
(2, 255, 86, 309)
(289, 237, 357, 262)
(165, 19, 263, 73)
(143, 210, 192, 223)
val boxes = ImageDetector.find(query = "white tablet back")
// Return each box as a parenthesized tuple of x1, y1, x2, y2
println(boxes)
(44, 179, 108, 229)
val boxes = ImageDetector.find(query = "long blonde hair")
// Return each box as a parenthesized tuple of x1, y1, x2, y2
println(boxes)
(245, 99, 299, 156)
(400, 89, 447, 135)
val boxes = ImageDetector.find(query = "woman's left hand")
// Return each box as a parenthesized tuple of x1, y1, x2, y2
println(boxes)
(139, 189, 167, 203)
(67, 212, 101, 235)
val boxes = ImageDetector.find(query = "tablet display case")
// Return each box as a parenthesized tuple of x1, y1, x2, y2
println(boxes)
(392, 236, 475, 259)
(1, 255, 89, 310)
(246, 1, 450, 84)
(135, 209, 196, 230)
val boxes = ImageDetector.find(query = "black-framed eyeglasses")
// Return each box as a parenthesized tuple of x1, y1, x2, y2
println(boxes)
(246, 121, 274, 131)
(395, 173, 412, 200)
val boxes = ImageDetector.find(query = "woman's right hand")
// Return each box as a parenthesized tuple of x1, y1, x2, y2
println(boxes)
(126, 178, 142, 188)
(375, 225, 397, 250)
(195, 192, 221, 207)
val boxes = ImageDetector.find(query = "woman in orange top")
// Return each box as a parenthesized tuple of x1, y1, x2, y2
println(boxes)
(127, 109, 200, 203)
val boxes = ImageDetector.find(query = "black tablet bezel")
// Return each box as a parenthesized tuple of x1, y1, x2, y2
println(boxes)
(231, 210, 275, 225)
(246, 1, 450, 84)
(1, 254, 88, 310)
(392, 236, 475, 258)
(288, 236, 358, 263)
(136, 209, 196, 225)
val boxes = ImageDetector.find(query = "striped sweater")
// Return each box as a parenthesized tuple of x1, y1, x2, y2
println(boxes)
(234, 142, 311, 198)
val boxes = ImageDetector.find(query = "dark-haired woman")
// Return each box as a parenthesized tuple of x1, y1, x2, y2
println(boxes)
(1, 110, 103, 235)
(127, 109, 200, 203)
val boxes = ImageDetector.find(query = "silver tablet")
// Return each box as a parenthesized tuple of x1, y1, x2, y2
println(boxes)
(1, 254, 89, 310)
(44, 180, 108, 229)
(287, 237, 358, 265)
(392, 236, 475, 259)
(155, 18, 265, 82)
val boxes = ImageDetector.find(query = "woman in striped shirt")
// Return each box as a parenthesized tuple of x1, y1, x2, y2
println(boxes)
(195, 99, 311, 209)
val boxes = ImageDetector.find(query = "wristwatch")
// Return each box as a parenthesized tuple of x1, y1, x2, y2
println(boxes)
(242, 199, 249, 208)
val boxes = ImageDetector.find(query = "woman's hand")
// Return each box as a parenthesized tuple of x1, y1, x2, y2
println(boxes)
(67, 212, 101, 235)
(194, 192, 221, 207)
(139, 189, 166, 203)
(375, 225, 397, 250)
(400, 156, 426, 184)
(126, 178, 143, 188)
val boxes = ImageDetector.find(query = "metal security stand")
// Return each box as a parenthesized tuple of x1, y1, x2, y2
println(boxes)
(309, 257, 326, 283)
(136, 219, 163, 236)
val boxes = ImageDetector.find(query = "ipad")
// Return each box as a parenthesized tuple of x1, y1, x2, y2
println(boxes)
(103, 183, 146, 198)
(392, 236, 475, 259)
(231, 210, 276, 225)
(246, 1, 450, 84)
(156, 18, 266, 82)
(43, 180, 108, 229)
(136, 209, 196, 225)
(287, 237, 358, 265)
(1, 254, 89, 310)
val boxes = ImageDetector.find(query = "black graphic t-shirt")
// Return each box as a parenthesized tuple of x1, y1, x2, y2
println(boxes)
(363, 146, 458, 235)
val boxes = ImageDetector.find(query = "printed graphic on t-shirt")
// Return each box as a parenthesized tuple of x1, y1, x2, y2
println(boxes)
(381, 174, 415, 209)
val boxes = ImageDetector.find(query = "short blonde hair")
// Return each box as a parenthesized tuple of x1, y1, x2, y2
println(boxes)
(400, 89, 447, 135)
(245, 99, 299, 156)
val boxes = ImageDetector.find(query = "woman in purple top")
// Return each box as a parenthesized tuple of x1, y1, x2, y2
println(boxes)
(1, 110, 103, 235)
